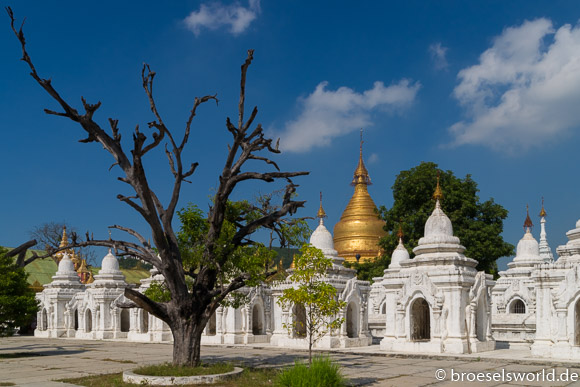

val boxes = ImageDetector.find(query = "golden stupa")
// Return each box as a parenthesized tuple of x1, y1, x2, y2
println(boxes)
(333, 133, 386, 263)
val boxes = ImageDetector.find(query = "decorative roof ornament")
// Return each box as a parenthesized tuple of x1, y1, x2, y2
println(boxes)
(539, 197, 547, 218)
(351, 129, 372, 186)
(317, 191, 327, 220)
(524, 204, 534, 231)
(538, 197, 554, 263)
(432, 170, 444, 201)
(54, 226, 74, 264)
(60, 226, 69, 248)
(397, 221, 404, 242)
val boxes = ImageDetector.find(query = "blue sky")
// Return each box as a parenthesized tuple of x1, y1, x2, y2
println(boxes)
(2, 1, 580, 270)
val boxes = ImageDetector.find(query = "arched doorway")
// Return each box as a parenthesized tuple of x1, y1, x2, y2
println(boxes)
(41, 308, 48, 331)
(410, 298, 430, 341)
(142, 310, 149, 333)
(120, 309, 130, 332)
(293, 304, 306, 338)
(207, 312, 216, 336)
(252, 304, 264, 335)
(575, 299, 580, 346)
(85, 309, 92, 332)
(74, 310, 79, 330)
(346, 302, 358, 338)
(510, 299, 526, 314)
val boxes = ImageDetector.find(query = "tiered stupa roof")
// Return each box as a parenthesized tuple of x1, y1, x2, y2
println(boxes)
(333, 133, 386, 263)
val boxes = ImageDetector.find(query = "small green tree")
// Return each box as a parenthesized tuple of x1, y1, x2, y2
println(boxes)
(278, 245, 346, 364)
(0, 247, 39, 336)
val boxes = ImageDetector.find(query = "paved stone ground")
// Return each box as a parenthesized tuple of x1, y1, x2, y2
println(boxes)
(2, 336, 580, 386)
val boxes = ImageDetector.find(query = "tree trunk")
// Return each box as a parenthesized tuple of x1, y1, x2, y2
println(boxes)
(308, 304, 313, 365)
(170, 318, 204, 367)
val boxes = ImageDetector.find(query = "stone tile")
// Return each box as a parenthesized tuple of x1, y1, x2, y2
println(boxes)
(369, 375, 438, 386)
(451, 361, 506, 371)
(418, 359, 472, 368)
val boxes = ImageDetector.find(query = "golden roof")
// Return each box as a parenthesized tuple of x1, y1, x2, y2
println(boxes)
(30, 280, 44, 293)
(333, 133, 386, 263)
(77, 259, 90, 273)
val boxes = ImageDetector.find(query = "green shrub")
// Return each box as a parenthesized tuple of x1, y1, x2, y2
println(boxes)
(277, 356, 346, 387)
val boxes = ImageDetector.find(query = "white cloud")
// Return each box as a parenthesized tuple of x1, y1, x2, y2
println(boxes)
(450, 18, 580, 152)
(271, 80, 421, 153)
(429, 42, 449, 70)
(368, 153, 380, 164)
(184, 0, 260, 36)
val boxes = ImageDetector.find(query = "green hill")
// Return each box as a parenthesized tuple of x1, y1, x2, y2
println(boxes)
(4, 247, 150, 287)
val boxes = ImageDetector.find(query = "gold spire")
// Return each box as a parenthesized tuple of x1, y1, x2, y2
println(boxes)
(432, 170, 443, 201)
(539, 197, 547, 217)
(524, 204, 534, 230)
(351, 129, 371, 186)
(59, 226, 68, 248)
(334, 131, 386, 263)
(317, 191, 327, 219)
(54, 226, 74, 263)
(397, 221, 404, 242)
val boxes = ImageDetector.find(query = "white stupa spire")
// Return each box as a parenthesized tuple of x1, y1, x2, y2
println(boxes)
(538, 198, 554, 263)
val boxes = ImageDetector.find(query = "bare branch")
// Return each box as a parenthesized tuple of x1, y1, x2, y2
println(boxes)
(230, 171, 308, 186)
(247, 154, 280, 171)
(116, 194, 148, 218)
(5, 239, 37, 268)
(124, 288, 168, 321)
(108, 225, 148, 247)
(44, 109, 68, 117)
(181, 94, 218, 151)
(238, 49, 254, 129)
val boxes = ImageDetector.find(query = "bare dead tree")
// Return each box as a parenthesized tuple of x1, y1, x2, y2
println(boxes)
(7, 7, 308, 366)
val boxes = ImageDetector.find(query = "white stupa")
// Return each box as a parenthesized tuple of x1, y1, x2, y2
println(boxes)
(380, 174, 495, 354)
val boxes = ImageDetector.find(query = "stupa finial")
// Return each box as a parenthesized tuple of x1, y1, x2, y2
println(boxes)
(397, 220, 404, 242)
(539, 197, 547, 218)
(432, 170, 444, 201)
(524, 204, 534, 231)
(351, 129, 371, 186)
(317, 191, 327, 219)
(59, 226, 68, 248)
